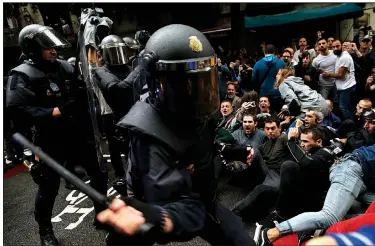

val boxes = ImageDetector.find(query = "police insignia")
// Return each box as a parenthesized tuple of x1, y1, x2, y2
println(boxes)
(189, 36, 203, 53)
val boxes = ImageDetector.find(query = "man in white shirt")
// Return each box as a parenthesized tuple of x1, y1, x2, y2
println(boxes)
(322, 40, 356, 119)
(312, 38, 338, 101)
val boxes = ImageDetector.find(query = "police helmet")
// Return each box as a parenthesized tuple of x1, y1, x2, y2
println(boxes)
(135, 30, 150, 49)
(100, 34, 131, 65)
(123, 37, 140, 60)
(19, 24, 71, 57)
(145, 24, 219, 121)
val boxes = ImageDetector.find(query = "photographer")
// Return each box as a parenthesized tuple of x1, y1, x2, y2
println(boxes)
(256, 127, 336, 231)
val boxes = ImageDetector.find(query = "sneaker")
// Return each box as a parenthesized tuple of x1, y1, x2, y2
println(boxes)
(257, 210, 285, 229)
(257, 229, 273, 246)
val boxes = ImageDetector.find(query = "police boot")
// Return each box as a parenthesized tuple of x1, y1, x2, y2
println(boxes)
(112, 177, 127, 196)
(39, 221, 59, 246)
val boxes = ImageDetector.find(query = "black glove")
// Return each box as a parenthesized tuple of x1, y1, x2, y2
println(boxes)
(121, 197, 166, 231)
(58, 100, 77, 116)
(139, 50, 158, 70)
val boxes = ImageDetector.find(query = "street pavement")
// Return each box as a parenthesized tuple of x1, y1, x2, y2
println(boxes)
(4, 154, 256, 246)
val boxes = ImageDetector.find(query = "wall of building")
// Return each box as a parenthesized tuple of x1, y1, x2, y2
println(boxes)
(340, 3, 375, 42)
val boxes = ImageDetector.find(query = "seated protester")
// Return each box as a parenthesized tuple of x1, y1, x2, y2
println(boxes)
(231, 114, 267, 149)
(216, 114, 267, 185)
(294, 51, 320, 91)
(257, 145, 375, 246)
(216, 100, 239, 133)
(231, 117, 291, 220)
(324, 99, 342, 129)
(275, 68, 329, 119)
(256, 127, 335, 231)
(224, 82, 241, 109)
(257, 96, 278, 129)
(338, 109, 375, 153)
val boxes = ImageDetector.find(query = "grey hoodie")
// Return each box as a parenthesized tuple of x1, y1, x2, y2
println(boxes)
(279, 76, 328, 117)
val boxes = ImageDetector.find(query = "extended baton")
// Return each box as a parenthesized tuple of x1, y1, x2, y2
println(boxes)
(12, 133, 153, 234)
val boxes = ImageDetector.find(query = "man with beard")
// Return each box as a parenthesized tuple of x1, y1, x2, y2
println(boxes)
(323, 40, 357, 119)
(224, 82, 241, 109)
(312, 38, 338, 100)
(294, 51, 319, 91)
(282, 50, 294, 69)
(231, 114, 267, 149)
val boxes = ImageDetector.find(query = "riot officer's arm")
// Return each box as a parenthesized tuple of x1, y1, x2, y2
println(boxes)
(132, 134, 206, 238)
(95, 69, 134, 91)
(6, 75, 56, 118)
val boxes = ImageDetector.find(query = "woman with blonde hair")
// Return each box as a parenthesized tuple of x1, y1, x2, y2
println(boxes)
(275, 67, 328, 118)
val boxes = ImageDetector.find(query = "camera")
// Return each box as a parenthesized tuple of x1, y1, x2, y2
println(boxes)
(323, 138, 344, 158)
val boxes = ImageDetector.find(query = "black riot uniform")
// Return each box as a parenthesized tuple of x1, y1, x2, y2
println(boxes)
(94, 35, 137, 186)
(107, 24, 255, 246)
(6, 24, 108, 246)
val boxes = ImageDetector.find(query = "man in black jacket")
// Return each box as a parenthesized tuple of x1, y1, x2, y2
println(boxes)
(231, 117, 291, 220)
(259, 127, 335, 226)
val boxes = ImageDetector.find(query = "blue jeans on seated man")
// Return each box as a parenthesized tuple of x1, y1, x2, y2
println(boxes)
(275, 155, 368, 236)
(337, 85, 356, 119)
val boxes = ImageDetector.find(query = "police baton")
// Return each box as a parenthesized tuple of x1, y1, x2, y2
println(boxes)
(12, 133, 153, 234)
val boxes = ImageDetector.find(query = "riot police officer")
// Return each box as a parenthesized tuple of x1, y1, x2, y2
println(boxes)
(6, 24, 108, 245)
(94, 35, 139, 190)
(98, 24, 256, 246)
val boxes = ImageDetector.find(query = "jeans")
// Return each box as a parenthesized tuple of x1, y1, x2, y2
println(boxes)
(276, 155, 366, 235)
(337, 85, 356, 119)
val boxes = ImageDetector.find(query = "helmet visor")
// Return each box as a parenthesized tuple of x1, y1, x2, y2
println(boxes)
(34, 27, 71, 50)
(102, 44, 129, 65)
(157, 57, 219, 120)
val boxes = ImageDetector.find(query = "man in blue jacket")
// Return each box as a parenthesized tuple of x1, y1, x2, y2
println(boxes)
(252, 44, 285, 112)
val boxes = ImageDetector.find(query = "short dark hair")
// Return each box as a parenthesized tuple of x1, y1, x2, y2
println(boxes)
(264, 116, 281, 127)
(301, 127, 324, 141)
(317, 38, 327, 43)
(242, 113, 257, 122)
(265, 44, 276, 55)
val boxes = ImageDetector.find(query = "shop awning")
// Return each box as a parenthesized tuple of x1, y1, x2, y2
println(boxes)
(244, 3, 363, 29)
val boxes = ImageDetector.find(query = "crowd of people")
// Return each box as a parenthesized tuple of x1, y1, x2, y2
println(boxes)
(3, 14, 375, 246)
(214, 28, 375, 245)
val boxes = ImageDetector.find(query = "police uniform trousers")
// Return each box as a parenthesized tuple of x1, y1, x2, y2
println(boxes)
(34, 119, 108, 228)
